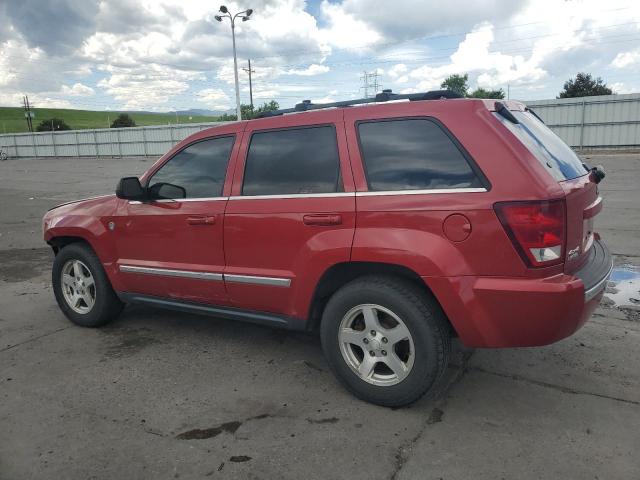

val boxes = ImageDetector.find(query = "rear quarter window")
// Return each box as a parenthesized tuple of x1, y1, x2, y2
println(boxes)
(357, 118, 484, 191)
(494, 110, 588, 181)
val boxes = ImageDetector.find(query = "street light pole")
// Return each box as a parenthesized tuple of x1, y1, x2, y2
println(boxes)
(215, 6, 253, 122)
(230, 20, 241, 121)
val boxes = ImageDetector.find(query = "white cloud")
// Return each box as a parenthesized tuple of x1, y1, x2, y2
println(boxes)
(61, 83, 95, 96)
(196, 88, 231, 110)
(609, 82, 635, 94)
(334, 0, 522, 42)
(1, 0, 640, 112)
(611, 50, 640, 68)
(0, 91, 74, 109)
(319, 0, 382, 51)
(97, 66, 199, 110)
(286, 64, 330, 76)
(388, 64, 408, 77)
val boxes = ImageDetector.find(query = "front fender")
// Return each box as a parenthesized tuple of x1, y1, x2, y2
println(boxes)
(43, 195, 122, 290)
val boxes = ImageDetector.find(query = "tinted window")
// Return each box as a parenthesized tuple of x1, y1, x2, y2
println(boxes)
(149, 136, 234, 198)
(242, 126, 340, 195)
(357, 119, 482, 191)
(494, 110, 587, 181)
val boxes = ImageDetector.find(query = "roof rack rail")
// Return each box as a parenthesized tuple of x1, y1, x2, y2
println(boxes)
(257, 89, 462, 118)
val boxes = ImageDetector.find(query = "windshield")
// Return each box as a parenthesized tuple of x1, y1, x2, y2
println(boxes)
(494, 110, 588, 181)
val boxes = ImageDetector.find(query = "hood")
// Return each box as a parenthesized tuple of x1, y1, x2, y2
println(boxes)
(47, 194, 115, 213)
(44, 194, 119, 224)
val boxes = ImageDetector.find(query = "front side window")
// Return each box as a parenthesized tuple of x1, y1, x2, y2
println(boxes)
(149, 136, 234, 198)
(357, 118, 483, 191)
(242, 126, 341, 196)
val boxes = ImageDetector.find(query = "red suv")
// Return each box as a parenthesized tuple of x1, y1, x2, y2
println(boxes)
(43, 90, 611, 407)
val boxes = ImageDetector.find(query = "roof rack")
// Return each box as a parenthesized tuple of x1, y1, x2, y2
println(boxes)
(256, 89, 462, 118)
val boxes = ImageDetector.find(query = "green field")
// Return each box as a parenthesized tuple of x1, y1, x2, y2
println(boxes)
(0, 107, 220, 133)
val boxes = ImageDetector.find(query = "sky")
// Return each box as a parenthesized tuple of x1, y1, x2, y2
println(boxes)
(1, 0, 639, 112)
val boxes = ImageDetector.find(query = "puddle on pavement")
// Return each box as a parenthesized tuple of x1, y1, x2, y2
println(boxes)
(606, 264, 640, 308)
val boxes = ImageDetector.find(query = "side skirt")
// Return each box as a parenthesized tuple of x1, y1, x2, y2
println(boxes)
(117, 292, 306, 331)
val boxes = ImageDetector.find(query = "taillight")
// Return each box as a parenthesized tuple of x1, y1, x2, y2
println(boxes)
(494, 199, 566, 267)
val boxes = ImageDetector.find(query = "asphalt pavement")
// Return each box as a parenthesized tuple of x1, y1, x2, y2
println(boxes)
(1, 152, 638, 479)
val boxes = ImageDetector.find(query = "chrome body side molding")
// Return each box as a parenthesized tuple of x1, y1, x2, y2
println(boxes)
(119, 265, 223, 281)
(224, 274, 291, 287)
(119, 265, 291, 287)
(355, 187, 487, 197)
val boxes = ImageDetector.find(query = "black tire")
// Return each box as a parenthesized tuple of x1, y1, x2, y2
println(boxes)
(320, 275, 451, 407)
(52, 242, 123, 327)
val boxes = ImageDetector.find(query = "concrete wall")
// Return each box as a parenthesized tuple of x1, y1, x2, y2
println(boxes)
(0, 122, 232, 159)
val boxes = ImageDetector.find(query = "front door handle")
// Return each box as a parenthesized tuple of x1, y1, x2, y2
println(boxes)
(187, 216, 216, 225)
(303, 214, 342, 226)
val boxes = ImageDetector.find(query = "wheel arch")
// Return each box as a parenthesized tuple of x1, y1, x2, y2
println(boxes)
(47, 235, 93, 255)
(46, 228, 123, 292)
(306, 261, 456, 336)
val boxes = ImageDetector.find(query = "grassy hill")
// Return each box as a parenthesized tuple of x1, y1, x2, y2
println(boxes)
(0, 107, 220, 134)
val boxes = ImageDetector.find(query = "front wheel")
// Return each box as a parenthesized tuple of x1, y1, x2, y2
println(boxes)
(320, 276, 451, 407)
(52, 243, 123, 327)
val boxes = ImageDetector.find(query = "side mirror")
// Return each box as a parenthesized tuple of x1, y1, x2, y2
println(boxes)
(116, 177, 146, 200)
(148, 182, 187, 200)
(589, 165, 605, 184)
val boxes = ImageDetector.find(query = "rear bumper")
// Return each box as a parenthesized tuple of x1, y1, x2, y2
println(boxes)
(427, 239, 612, 348)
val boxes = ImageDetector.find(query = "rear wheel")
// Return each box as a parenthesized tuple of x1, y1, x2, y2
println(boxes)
(52, 243, 123, 327)
(320, 275, 451, 407)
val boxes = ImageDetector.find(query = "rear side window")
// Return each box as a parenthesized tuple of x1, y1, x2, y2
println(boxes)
(357, 119, 483, 191)
(242, 126, 341, 196)
(149, 136, 234, 198)
(494, 110, 587, 181)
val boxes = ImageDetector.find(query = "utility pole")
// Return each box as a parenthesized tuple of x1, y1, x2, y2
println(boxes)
(242, 59, 255, 109)
(23, 95, 34, 132)
(360, 71, 381, 99)
(27, 96, 34, 132)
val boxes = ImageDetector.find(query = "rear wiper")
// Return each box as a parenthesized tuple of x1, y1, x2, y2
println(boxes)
(495, 101, 519, 124)
(525, 107, 545, 124)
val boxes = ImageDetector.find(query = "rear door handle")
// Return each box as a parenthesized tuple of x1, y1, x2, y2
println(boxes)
(187, 216, 216, 225)
(303, 214, 342, 226)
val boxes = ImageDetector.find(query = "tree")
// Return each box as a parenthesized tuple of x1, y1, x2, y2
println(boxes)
(441, 74, 505, 99)
(441, 74, 469, 97)
(217, 101, 280, 121)
(558, 72, 613, 98)
(111, 113, 136, 128)
(255, 100, 279, 116)
(36, 118, 71, 132)
(469, 87, 505, 99)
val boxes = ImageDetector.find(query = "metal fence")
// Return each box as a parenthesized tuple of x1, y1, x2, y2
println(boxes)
(526, 93, 640, 149)
(0, 122, 231, 159)
(0, 93, 639, 158)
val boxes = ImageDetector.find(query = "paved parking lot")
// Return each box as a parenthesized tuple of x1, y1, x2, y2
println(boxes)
(1, 152, 639, 479)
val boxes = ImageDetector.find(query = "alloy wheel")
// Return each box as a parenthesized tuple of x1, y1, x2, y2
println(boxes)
(61, 259, 96, 314)
(338, 304, 415, 386)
